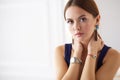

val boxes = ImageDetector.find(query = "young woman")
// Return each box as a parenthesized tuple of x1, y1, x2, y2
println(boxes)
(54, 0, 120, 80)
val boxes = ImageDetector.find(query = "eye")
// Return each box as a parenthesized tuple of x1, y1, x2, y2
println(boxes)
(80, 17, 87, 22)
(66, 19, 73, 24)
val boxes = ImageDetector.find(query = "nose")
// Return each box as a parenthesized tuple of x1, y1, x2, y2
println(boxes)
(73, 22, 81, 30)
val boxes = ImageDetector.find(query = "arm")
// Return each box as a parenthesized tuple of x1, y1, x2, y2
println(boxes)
(80, 53, 97, 80)
(80, 35, 104, 80)
(81, 49, 120, 80)
(80, 36, 120, 80)
(54, 45, 82, 80)
(96, 49, 120, 80)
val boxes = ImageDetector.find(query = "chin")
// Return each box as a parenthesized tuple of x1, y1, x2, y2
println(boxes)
(76, 37, 84, 42)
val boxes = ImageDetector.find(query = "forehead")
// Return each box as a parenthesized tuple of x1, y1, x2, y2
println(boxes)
(65, 6, 93, 19)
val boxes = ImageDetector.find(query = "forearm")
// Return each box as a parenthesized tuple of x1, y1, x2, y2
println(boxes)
(80, 55, 97, 80)
(62, 52, 82, 80)
(62, 63, 81, 80)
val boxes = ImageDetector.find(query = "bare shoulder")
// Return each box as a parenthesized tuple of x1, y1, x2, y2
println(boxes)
(55, 44, 65, 57)
(104, 48, 120, 64)
(54, 44, 68, 79)
(96, 48, 120, 80)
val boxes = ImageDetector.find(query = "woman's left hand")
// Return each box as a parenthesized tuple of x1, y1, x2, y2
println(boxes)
(88, 34, 104, 55)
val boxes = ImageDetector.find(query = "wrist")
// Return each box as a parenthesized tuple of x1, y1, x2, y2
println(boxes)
(88, 50, 97, 55)
(73, 51, 82, 58)
(87, 54, 97, 59)
(70, 57, 82, 64)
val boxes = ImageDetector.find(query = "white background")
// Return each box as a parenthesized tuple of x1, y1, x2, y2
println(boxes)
(0, 0, 120, 80)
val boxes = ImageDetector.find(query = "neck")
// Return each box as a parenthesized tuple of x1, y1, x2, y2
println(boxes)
(81, 34, 93, 50)
(81, 39, 89, 50)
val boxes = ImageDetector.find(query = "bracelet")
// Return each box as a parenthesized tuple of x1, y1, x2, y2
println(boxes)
(88, 54, 97, 59)
(70, 57, 82, 64)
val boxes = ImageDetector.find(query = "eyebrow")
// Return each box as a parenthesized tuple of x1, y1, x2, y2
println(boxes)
(66, 14, 86, 20)
(78, 15, 86, 19)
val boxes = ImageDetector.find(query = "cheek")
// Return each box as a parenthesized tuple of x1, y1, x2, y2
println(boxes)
(84, 24, 95, 34)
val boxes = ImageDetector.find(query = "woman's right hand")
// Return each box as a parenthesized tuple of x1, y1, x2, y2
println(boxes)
(72, 39, 83, 58)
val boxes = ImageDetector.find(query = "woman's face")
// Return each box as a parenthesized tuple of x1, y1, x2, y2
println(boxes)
(65, 6, 100, 43)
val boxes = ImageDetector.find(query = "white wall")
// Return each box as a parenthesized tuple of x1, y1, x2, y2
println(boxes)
(0, 0, 67, 79)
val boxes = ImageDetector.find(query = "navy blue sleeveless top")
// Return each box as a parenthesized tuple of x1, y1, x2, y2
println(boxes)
(64, 43, 111, 71)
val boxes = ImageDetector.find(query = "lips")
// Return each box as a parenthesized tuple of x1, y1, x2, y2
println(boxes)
(74, 32, 84, 37)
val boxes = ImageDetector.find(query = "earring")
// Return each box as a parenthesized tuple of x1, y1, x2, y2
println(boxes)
(94, 25, 99, 41)
(96, 25, 99, 30)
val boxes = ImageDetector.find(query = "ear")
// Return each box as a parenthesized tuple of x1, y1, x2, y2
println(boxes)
(95, 14, 100, 25)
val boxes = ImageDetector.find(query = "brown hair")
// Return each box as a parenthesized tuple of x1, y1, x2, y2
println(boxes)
(64, 0, 99, 19)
